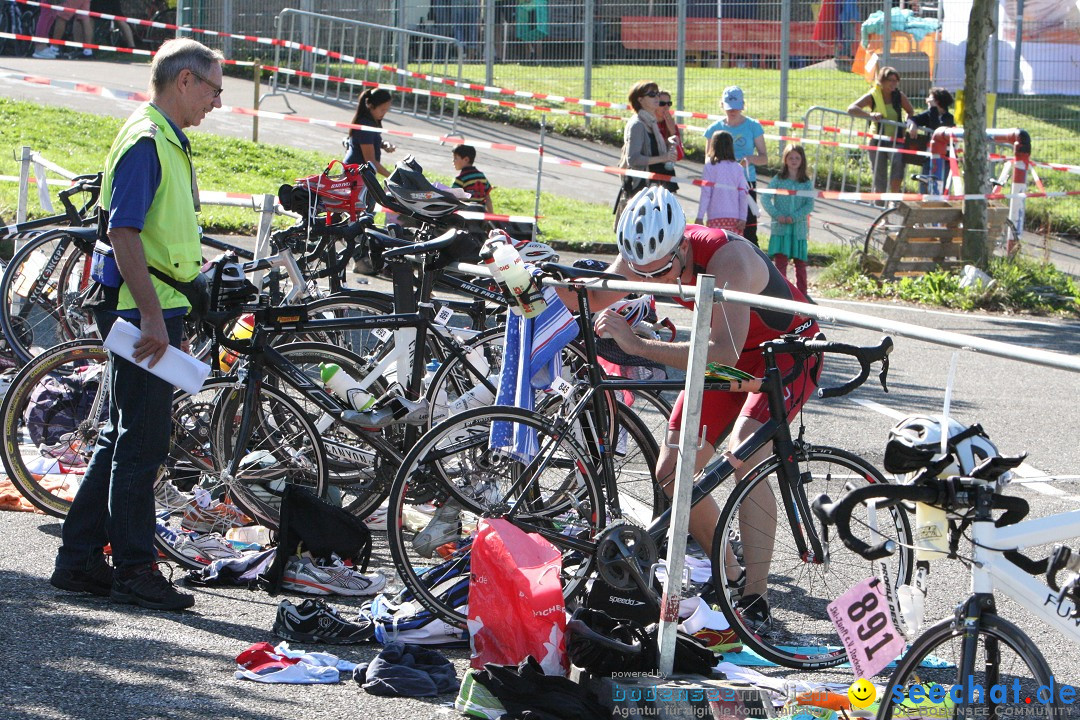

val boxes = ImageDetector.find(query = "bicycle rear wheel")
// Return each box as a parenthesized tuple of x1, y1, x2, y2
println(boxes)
(711, 445, 913, 670)
(268, 340, 395, 520)
(875, 613, 1059, 719)
(208, 380, 328, 530)
(386, 406, 605, 627)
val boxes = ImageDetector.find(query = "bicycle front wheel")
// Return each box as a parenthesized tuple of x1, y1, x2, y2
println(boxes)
(712, 445, 913, 670)
(0, 339, 106, 517)
(387, 406, 605, 627)
(875, 613, 1059, 719)
(0, 229, 96, 364)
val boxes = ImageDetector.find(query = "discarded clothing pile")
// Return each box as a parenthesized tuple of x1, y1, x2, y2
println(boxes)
(457, 657, 608, 720)
(353, 641, 458, 697)
(234, 641, 358, 684)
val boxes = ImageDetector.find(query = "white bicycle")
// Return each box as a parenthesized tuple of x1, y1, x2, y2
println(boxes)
(815, 455, 1078, 719)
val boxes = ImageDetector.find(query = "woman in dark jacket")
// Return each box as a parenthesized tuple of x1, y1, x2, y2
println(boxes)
(344, 88, 396, 177)
(907, 87, 955, 193)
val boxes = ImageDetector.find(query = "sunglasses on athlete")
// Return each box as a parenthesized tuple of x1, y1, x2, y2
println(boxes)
(628, 249, 681, 279)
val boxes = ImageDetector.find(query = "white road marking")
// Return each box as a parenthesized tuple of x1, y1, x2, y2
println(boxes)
(849, 397, 908, 421)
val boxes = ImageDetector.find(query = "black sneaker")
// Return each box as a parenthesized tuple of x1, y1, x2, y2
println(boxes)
(50, 555, 114, 597)
(111, 564, 195, 611)
(735, 593, 772, 633)
(273, 598, 374, 645)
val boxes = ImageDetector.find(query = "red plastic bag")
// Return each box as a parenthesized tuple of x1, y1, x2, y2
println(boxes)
(468, 518, 567, 675)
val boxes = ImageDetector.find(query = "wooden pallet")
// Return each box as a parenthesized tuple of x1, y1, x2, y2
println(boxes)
(879, 201, 1009, 279)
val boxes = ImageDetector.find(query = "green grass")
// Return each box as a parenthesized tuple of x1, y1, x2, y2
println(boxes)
(0, 97, 613, 243)
(817, 246, 1080, 315)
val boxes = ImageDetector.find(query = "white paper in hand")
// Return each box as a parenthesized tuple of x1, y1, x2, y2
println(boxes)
(103, 318, 210, 395)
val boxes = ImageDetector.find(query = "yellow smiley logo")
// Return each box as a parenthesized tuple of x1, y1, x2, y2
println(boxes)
(848, 678, 877, 709)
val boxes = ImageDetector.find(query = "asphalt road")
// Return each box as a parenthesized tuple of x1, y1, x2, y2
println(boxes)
(2, 57, 1080, 720)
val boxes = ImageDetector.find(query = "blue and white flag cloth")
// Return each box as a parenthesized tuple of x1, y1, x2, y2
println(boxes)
(490, 281, 578, 463)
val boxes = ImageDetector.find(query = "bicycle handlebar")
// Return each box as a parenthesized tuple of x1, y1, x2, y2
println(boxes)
(763, 335, 892, 398)
(812, 470, 1032, 562)
(58, 173, 102, 226)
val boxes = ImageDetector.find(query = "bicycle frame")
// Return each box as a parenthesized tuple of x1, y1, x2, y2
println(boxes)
(499, 283, 828, 564)
(970, 509, 1080, 644)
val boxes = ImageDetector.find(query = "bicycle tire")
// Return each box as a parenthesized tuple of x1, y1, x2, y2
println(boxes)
(607, 400, 666, 522)
(874, 613, 1060, 719)
(0, 339, 106, 517)
(386, 405, 605, 627)
(0, 228, 98, 365)
(268, 340, 395, 521)
(994, 218, 1021, 259)
(863, 206, 904, 259)
(711, 445, 914, 670)
(208, 378, 328, 530)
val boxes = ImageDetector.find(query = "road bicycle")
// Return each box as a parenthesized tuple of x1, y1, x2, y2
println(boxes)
(385, 262, 912, 670)
(814, 458, 1075, 719)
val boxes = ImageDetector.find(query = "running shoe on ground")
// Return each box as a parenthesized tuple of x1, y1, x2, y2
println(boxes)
(181, 498, 249, 534)
(111, 564, 195, 611)
(174, 532, 244, 562)
(363, 503, 387, 531)
(154, 480, 189, 513)
(50, 554, 113, 597)
(735, 593, 771, 634)
(455, 669, 506, 719)
(412, 500, 462, 558)
(692, 627, 743, 654)
(281, 555, 386, 597)
(33, 46, 59, 59)
(273, 598, 375, 645)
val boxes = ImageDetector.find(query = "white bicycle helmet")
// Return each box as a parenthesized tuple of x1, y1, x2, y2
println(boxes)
(883, 415, 1001, 476)
(616, 186, 685, 266)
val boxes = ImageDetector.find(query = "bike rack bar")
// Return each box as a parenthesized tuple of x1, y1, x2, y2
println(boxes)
(657, 273, 714, 677)
(450, 263, 1079, 375)
(17, 145, 31, 227)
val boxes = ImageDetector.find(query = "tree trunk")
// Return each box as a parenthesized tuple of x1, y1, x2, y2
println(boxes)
(962, 0, 997, 268)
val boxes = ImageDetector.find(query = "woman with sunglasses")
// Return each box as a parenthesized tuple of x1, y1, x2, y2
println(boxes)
(613, 81, 678, 227)
(654, 89, 685, 165)
(565, 186, 820, 626)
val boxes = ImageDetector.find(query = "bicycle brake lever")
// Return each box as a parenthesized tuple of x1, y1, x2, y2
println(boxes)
(878, 356, 890, 394)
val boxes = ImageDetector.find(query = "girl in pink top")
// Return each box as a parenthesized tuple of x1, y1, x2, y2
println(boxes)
(695, 131, 749, 234)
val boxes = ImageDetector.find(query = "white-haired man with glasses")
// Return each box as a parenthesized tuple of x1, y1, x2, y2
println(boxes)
(51, 38, 224, 611)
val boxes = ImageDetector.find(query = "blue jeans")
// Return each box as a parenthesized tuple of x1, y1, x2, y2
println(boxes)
(56, 310, 184, 571)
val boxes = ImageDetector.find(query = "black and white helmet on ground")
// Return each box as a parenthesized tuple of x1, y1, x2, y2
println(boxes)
(616, 186, 685, 266)
(883, 415, 1001, 476)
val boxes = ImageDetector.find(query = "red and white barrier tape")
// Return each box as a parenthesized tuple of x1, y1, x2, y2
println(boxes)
(0, 30, 256, 64)
(3, 74, 1077, 205)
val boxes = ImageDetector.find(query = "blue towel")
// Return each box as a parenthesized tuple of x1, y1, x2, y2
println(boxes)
(490, 282, 578, 463)
(719, 644, 953, 670)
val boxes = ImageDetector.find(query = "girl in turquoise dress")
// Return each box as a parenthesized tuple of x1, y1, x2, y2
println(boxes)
(761, 144, 814, 295)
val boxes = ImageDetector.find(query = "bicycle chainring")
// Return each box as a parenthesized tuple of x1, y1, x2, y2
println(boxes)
(595, 521, 658, 591)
